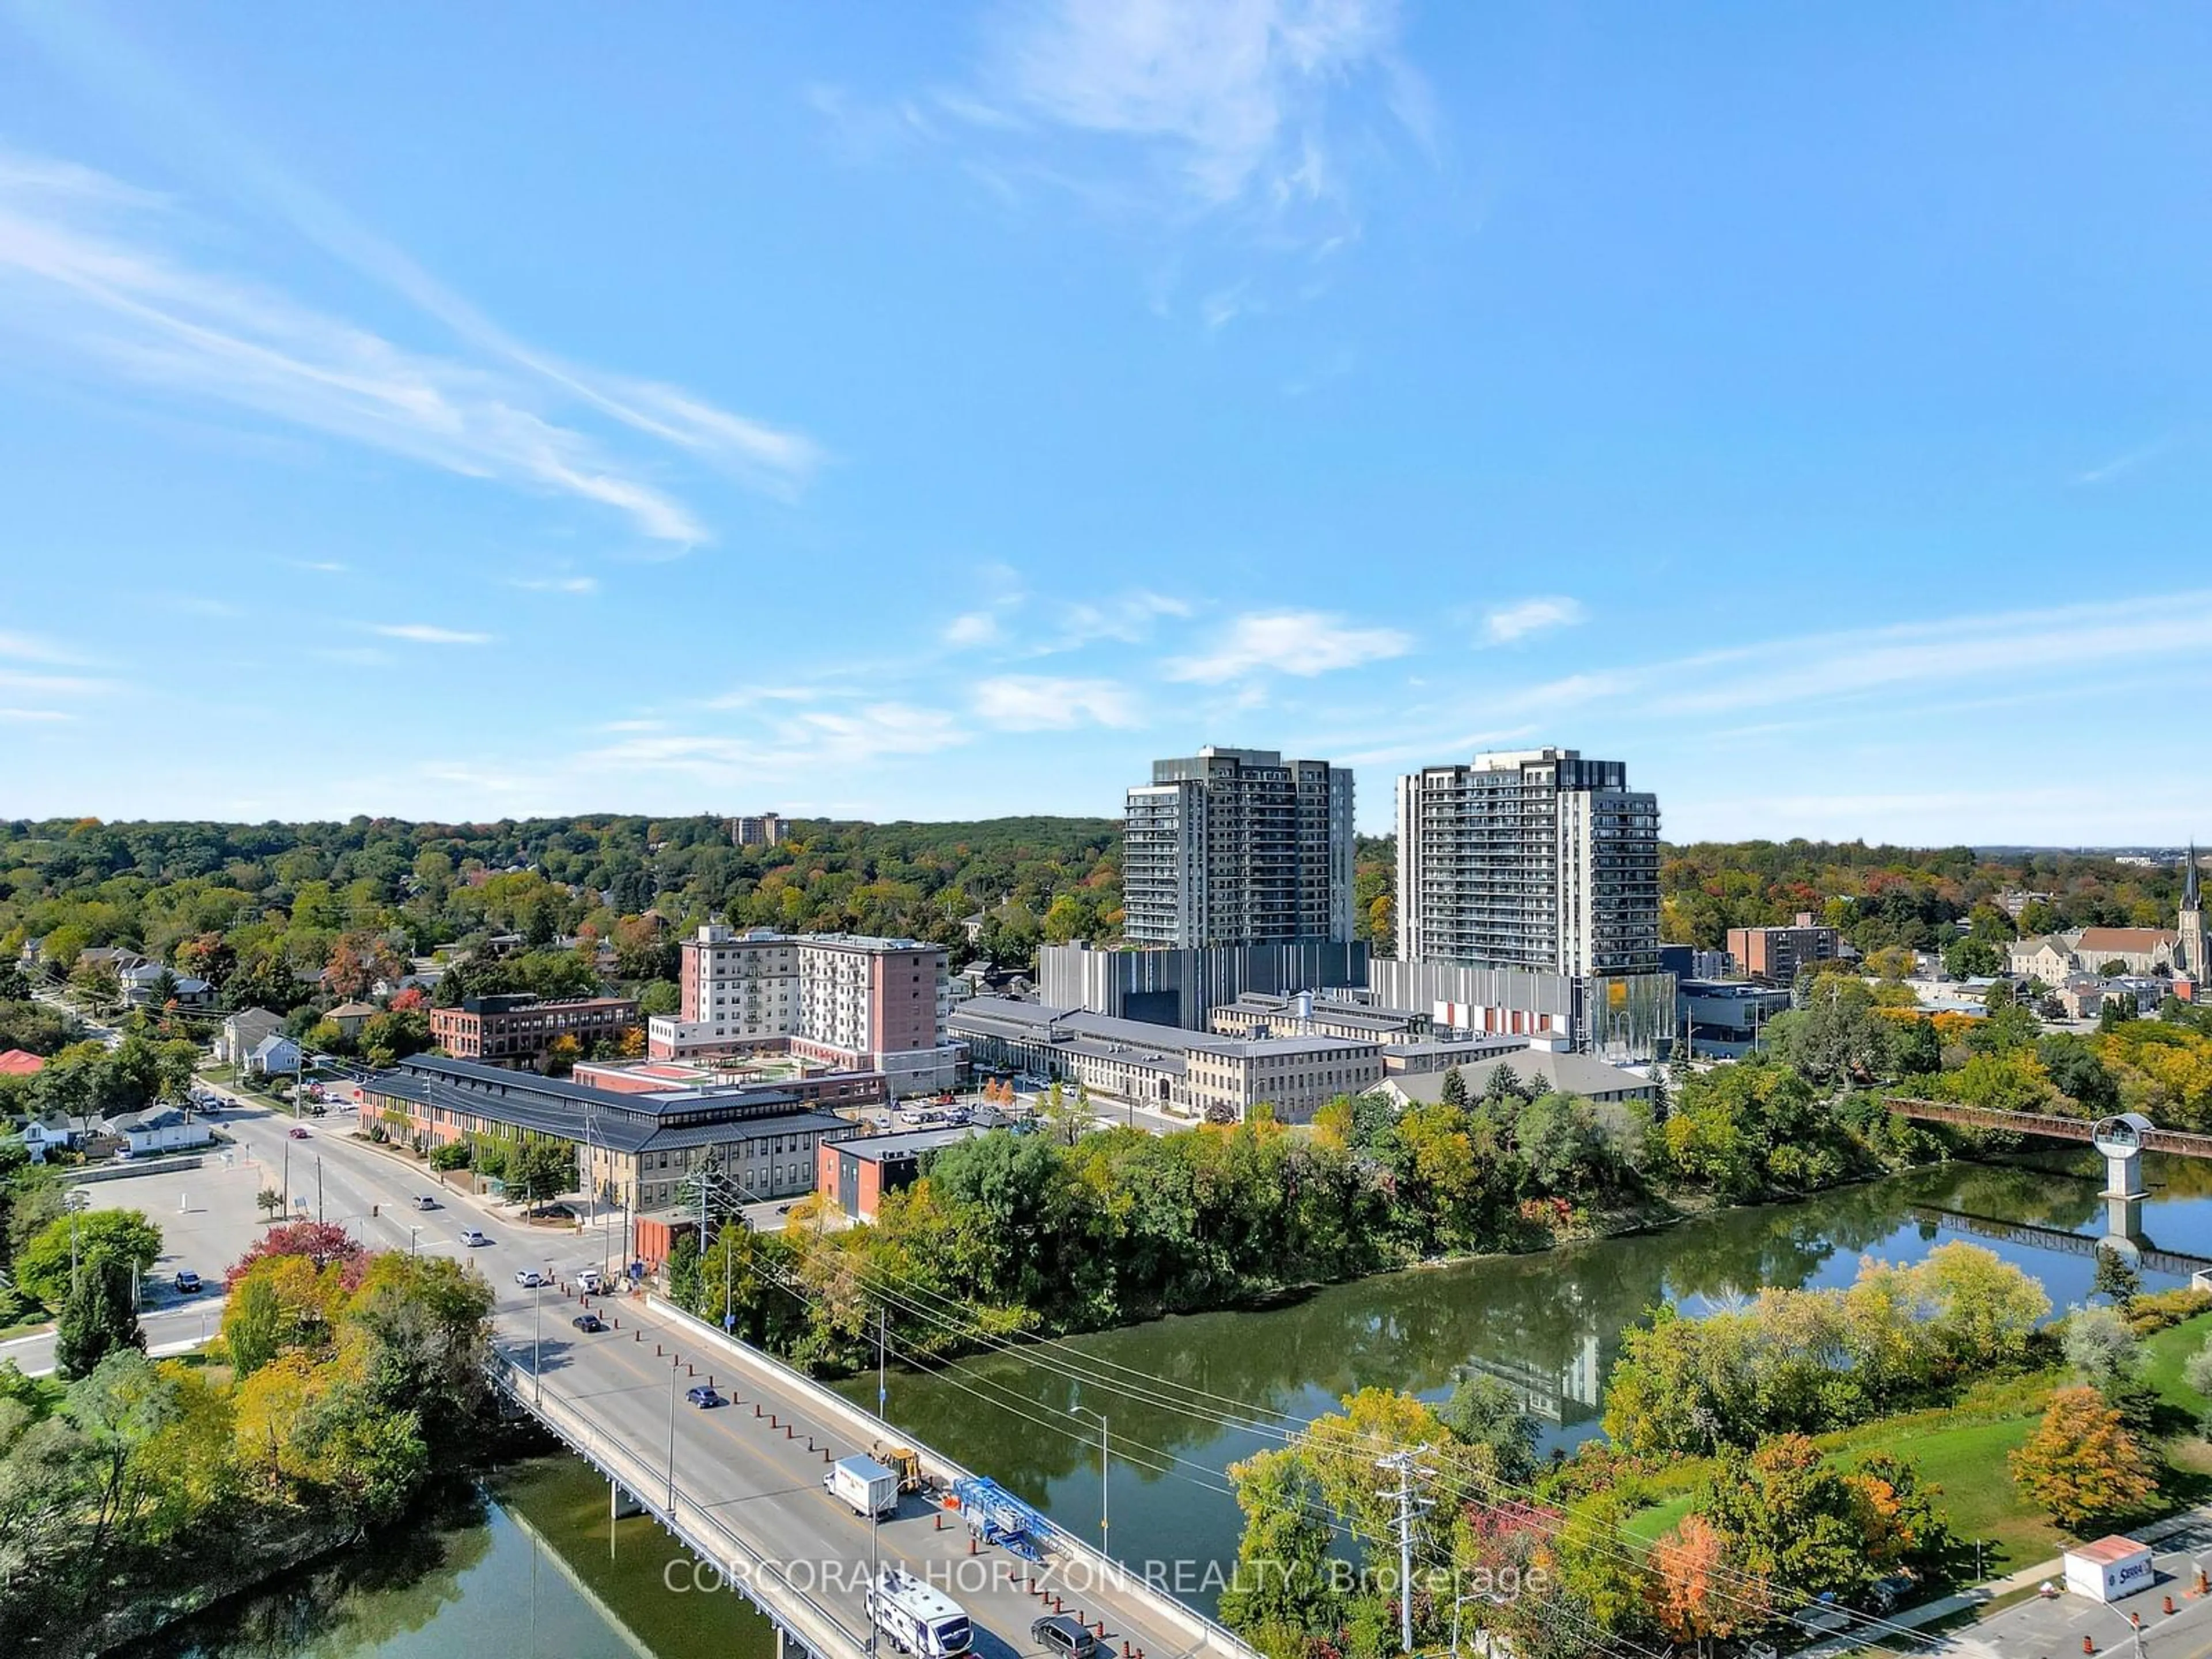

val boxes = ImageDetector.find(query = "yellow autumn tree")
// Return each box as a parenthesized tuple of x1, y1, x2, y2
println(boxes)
(2010, 1386, 2159, 1526)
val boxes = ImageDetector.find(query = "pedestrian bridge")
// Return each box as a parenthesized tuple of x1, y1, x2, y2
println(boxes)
(487, 1284, 1260, 1659)
(1886, 1097, 2212, 1264)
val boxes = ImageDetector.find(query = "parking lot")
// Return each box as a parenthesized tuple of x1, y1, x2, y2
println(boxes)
(1965, 1523, 2212, 1658)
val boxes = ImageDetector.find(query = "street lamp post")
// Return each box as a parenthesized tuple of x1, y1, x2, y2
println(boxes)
(532, 1285, 543, 1407)
(1069, 1403, 1108, 1548)
(410, 1225, 421, 1258)
(665, 1362, 680, 1513)
(65, 1189, 91, 1293)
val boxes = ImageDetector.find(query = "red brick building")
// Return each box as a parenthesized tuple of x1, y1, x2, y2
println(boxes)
(428, 993, 641, 1067)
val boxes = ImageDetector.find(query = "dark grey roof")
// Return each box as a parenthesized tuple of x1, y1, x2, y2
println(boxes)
(831, 1126, 979, 1165)
(369, 1060, 850, 1156)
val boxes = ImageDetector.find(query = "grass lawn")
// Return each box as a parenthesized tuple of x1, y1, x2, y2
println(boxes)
(1830, 1412, 2061, 1572)
(2142, 1310, 2211, 1417)
(1622, 1491, 1696, 1547)
(0, 1316, 54, 1342)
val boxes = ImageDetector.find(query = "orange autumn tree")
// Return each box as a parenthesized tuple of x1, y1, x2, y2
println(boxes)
(2010, 1386, 2159, 1526)
(1648, 1512, 1759, 1652)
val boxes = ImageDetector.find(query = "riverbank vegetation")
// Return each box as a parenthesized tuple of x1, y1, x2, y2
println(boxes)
(1212, 1252, 2212, 1659)
(668, 1051, 1948, 1375)
(0, 1226, 494, 1657)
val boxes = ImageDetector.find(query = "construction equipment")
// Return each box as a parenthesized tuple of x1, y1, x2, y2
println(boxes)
(950, 1475, 1048, 1562)
(877, 1444, 924, 1493)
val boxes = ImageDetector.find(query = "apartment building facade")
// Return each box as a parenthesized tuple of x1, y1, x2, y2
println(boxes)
(650, 926, 960, 1094)
(1726, 914, 1842, 986)
(1396, 748, 1661, 978)
(1123, 748, 1355, 948)
(427, 994, 641, 1066)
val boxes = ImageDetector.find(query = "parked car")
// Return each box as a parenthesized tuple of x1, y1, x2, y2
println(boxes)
(1032, 1615, 1099, 1659)
(514, 1267, 546, 1287)
(685, 1385, 724, 1409)
(571, 1313, 607, 1333)
(173, 1270, 202, 1294)
(412, 1194, 437, 1211)
(287, 1126, 309, 1139)
(460, 1228, 488, 1248)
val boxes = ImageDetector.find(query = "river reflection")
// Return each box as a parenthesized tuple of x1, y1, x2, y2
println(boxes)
(145, 1457, 775, 1659)
(143, 1153, 2211, 1652)
(845, 1152, 2211, 1610)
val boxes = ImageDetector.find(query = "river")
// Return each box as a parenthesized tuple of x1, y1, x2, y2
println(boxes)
(148, 1150, 2211, 1657)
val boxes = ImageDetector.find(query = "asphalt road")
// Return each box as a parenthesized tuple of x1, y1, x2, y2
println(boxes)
(181, 1101, 1233, 1659)
(6, 1064, 1237, 1659)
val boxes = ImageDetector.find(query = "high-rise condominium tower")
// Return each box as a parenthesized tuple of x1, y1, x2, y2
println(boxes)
(1395, 747, 1660, 977)
(1123, 747, 1355, 948)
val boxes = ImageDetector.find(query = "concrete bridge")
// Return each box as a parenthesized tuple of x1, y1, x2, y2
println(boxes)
(486, 1279, 1262, 1659)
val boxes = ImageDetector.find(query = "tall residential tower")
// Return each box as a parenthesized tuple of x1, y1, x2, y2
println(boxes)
(1123, 747, 1355, 948)
(1395, 748, 1662, 977)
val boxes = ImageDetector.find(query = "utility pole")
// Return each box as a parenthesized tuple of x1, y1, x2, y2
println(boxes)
(1070, 1403, 1109, 1548)
(1376, 1448, 1433, 1656)
(877, 1305, 888, 1422)
(316, 1156, 324, 1225)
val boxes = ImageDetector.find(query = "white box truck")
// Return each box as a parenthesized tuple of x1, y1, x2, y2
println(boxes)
(2063, 1536, 2154, 1603)
(824, 1454, 900, 1520)
(867, 1568, 972, 1657)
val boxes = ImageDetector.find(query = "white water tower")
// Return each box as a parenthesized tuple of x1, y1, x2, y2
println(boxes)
(2092, 1112, 2154, 1254)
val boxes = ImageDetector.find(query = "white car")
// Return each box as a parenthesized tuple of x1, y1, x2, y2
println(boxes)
(513, 1267, 546, 1287)
(460, 1228, 488, 1248)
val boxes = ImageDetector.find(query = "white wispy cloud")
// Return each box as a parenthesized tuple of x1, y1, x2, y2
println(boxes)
(286, 559, 349, 574)
(584, 701, 971, 787)
(986, 0, 1413, 212)
(0, 707, 74, 724)
(1168, 609, 1411, 682)
(0, 146, 820, 544)
(509, 574, 600, 596)
(371, 623, 495, 646)
(1037, 590, 1192, 653)
(2073, 435, 2177, 487)
(943, 611, 1002, 647)
(1482, 595, 1586, 645)
(0, 630, 95, 666)
(972, 675, 1141, 730)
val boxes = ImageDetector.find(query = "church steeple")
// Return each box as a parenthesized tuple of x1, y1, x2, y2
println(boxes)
(2187, 841, 2202, 912)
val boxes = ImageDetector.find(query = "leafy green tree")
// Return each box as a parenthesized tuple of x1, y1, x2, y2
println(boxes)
(226, 1274, 283, 1378)
(2063, 1303, 2140, 1389)
(54, 1258, 144, 1380)
(1218, 1446, 1338, 1642)
(14, 1210, 162, 1306)
(1767, 980, 1892, 1089)
(505, 1139, 574, 1213)
(1439, 1370, 1539, 1486)
(1941, 937, 2003, 979)
(1700, 1434, 1876, 1601)
(2090, 1244, 2142, 1306)
(2039, 1034, 2120, 1113)
(1440, 1067, 1468, 1108)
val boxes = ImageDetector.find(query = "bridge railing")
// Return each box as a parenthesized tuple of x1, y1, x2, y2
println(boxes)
(1884, 1096, 2212, 1158)
(490, 1350, 869, 1659)
(643, 1294, 1264, 1659)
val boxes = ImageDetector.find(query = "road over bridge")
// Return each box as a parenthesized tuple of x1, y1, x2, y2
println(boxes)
(486, 1277, 1262, 1659)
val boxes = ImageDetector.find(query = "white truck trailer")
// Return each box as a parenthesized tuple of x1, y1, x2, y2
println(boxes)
(824, 1454, 900, 1520)
(866, 1567, 972, 1657)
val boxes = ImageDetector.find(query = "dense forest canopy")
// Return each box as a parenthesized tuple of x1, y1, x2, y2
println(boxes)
(0, 815, 1123, 995)
(0, 818, 2192, 1004)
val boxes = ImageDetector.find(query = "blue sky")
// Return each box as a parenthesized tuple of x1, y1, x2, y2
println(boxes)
(2, 2, 2208, 844)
